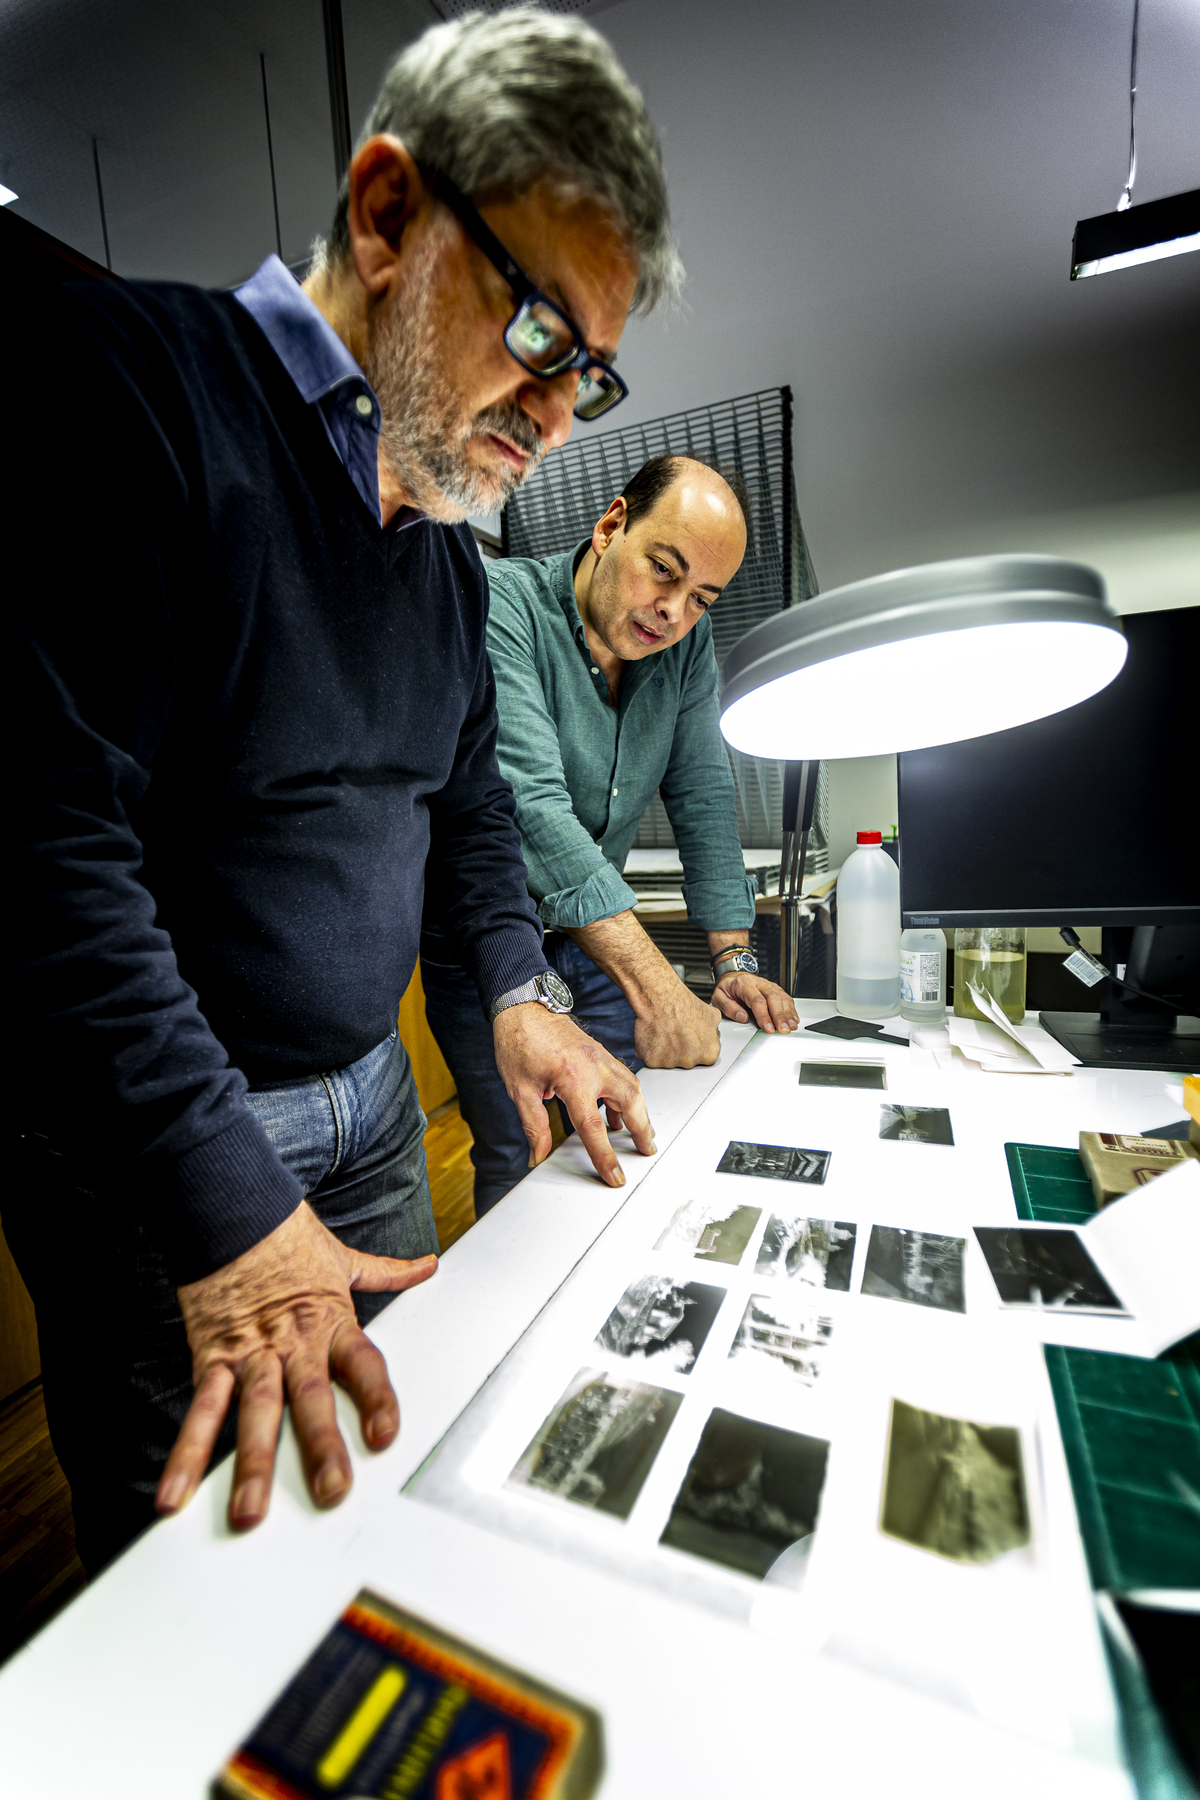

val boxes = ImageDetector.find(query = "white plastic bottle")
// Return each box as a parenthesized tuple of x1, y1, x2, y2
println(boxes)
(899, 926, 947, 1023)
(836, 830, 900, 1019)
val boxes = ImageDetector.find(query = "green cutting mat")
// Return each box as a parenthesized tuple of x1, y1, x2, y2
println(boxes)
(1005, 1140, 1098, 1224)
(1045, 1343, 1200, 1591)
(1005, 1142, 1200, 1592)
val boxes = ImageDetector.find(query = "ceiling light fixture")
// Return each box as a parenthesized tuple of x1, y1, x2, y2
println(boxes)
(1071, 0, 1200, 279)
(719, 556, 1127, 762)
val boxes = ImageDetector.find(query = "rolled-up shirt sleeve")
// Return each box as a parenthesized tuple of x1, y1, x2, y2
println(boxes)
(486, 592, 639, 929)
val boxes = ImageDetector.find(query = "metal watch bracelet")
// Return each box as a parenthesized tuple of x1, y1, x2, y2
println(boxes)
(487, 969, 574, 1023)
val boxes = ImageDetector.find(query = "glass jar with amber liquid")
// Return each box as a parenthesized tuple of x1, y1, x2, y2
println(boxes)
(953, 927, 1027, 1024)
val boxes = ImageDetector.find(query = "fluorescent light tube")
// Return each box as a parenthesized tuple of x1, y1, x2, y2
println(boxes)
(1071, 188, 1200, 279)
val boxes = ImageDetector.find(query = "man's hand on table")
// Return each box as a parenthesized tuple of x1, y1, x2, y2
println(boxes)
(565, 911, 721, 1070)
(712, 969, 799, 1034)
(156, 1202, 437, 1532)
(631, 967, 722, 1068)
(492, 1002, 656, 1185)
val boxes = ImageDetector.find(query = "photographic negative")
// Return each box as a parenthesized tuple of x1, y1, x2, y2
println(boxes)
(717, 1140, 831, 1184)
(861, 1225, 966, 1312)
(879, 1104, 954, 1146)
(728, 1294, 834, 1386)
(880, 1398, 1030, 1564)
(654, 1198, 762, 1266)
(974, 1227, 1126, 1312)
(799, 1061, 887, 1090)
(660, 1408, 830, 1579)
(509, 1367, 681, 1520)
(755, 1215, 857, 1291)
(595, 1275, 726, 1373)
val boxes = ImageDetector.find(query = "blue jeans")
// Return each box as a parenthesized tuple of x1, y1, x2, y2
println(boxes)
(8, 1031, 435, 1575)
(422, 934, 643, 1218)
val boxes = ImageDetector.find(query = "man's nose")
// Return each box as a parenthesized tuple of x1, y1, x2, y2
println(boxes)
(656, 588, 687, 623)
(515, 370, 580, 451)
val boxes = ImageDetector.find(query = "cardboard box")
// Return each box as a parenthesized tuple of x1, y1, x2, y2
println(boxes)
(1078, 1132, 1200, 1210)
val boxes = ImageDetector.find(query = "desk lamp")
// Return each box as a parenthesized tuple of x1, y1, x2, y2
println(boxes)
(720, 554, 1128, 993)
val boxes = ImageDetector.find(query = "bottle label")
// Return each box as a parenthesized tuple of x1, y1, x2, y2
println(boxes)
(900, 950, 942, 1004)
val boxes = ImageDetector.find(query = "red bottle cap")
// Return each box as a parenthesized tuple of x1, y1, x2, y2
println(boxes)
(857, 830, 883, 844)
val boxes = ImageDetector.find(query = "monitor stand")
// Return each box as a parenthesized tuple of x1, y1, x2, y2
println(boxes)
(1039, 1011, 1200, 1074)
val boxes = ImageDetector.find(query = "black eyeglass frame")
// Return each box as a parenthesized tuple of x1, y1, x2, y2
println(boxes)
(421, 163, 630, 422)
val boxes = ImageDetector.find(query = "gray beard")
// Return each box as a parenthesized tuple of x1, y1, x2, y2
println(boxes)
(364, 249, 546, 519)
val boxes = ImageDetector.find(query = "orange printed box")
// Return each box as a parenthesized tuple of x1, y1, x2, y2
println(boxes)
(217, 1589, 602, 1800)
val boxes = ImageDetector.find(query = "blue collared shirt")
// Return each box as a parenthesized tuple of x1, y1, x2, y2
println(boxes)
(234, 255, 386, 524)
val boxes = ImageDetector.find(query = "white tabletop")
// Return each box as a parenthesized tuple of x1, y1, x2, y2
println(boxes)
(0, 1008, 1181, 1799)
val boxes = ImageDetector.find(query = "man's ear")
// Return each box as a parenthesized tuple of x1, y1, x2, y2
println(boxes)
(346, 136, 429, 298)
(593, 497, 628, 557)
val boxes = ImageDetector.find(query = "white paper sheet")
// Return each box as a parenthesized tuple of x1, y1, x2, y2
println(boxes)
(947, 987, 1080, 1073)
(1081, 1157, 1200, 1354)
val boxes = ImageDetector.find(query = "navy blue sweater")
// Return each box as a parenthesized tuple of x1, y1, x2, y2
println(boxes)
(18, 279, 547, 1281)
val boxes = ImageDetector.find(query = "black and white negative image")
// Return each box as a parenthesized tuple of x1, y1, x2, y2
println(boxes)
(717, 1140, 831, 1184)
(799, 1061, 887, 1090)
(860, 1226, 966, 1312)
(595, 1275, 726, 1373)
(509, 1367, 682, 1520)
(654, 1198, 762, 1266)
(660, 1408, 830, 1579)
(880, 1398, 1030, 1564)
(728, 1294, 834, 1386)
(755, 1215, 857, 1290)
(879, 1105, 955, 1146)
(973, 1227, 1126, 1312)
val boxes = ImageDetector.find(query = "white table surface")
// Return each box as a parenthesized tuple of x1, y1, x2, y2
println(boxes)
(0, 1007, 1183, 1799)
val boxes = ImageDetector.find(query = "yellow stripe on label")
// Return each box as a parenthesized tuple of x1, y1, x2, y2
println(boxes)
(316, 1665, 407, 1789)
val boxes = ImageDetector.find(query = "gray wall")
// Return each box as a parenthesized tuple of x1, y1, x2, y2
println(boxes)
(4, 0, 1197, 606)
(596, 0, 1200, 611)
(0, 0, 437, 283)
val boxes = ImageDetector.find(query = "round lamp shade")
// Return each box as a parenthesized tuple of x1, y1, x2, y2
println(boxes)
(719, 554, 1127, 761)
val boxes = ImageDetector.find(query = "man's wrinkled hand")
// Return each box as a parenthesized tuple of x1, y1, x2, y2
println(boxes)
(156, 1202, 437, 1533)
(492, 1003, 655, 1186)
(632, 968, 722, 1070)
(712, 971, 799, 1034)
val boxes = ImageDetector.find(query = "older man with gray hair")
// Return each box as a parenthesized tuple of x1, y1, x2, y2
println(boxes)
(15, 9, 676, 1567)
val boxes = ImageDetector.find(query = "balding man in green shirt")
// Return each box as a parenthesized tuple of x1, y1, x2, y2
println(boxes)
(421, 454, 798, 1213)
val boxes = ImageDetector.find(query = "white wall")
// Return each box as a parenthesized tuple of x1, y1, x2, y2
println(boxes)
(825, 755, 899, 871)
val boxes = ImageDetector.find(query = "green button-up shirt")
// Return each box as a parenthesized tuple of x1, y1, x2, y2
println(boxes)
(485, 546, 757, 933)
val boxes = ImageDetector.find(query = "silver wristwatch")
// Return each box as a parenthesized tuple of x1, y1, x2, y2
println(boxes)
(712, 949, 758, 981)
(487, 969, 574, 1023)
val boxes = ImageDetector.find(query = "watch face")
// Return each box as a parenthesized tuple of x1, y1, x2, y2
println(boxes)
(539, 971, 574, 1012)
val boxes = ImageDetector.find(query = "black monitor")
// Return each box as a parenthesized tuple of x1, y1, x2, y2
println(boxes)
(896, 605, 1199, 1072)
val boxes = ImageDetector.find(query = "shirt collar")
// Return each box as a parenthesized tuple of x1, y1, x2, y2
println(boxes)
(557, 543, 592, 645)
(233, 255, 370, 406)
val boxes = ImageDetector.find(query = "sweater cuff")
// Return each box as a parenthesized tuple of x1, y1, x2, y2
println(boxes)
(145, 1111, 303, 1285)
(681, 874, 759, 933)
(466, 922, 551, 1015)
(537, 864, 639, 931)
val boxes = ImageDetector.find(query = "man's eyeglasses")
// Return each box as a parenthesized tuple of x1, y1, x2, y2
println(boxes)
(422, 164, 630, 423)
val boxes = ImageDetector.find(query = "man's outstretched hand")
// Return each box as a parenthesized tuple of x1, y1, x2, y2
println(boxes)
(156, 1202, 437, 1533)
(492, 1003, 656, 1186)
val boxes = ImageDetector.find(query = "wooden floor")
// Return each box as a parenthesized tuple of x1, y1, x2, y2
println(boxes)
(0, 1382, 87, 1669)
(0, 1097, 478, 1670)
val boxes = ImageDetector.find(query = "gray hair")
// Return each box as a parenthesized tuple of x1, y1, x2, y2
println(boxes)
(324, 6, 682, 314)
